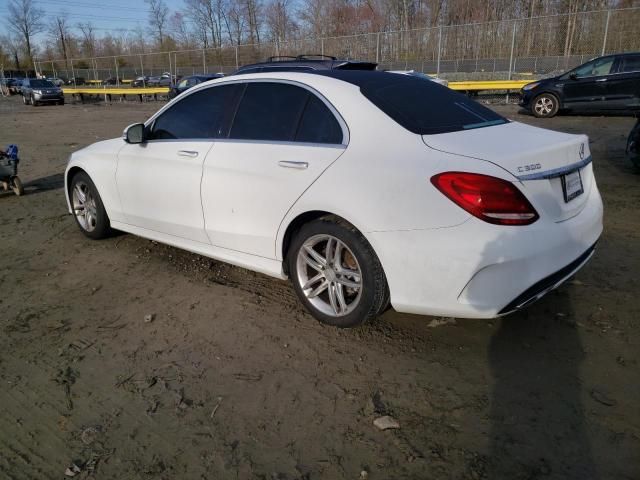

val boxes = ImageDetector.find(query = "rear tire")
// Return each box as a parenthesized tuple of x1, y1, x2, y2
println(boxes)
(22, 94, 27, 105)
(69, 171, 112, 239)
(11, 176, 24, 196)
(531, 93, 559, 118)
(288, 218, 389, 328)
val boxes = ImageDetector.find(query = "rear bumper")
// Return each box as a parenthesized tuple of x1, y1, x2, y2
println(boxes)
(367, 181, 603, 319)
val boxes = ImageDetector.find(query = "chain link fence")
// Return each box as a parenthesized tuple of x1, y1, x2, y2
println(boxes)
(36, 7, 640, 90)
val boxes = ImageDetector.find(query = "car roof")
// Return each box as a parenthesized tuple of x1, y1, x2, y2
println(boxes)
(234, 55, 377, 73)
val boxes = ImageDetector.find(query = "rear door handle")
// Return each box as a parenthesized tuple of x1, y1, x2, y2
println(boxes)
(278, 161, 308, 170)
(595, 78, 608, 82)
(178, 150, 199, 157)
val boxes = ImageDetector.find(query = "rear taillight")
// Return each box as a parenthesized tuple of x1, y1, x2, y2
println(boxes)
(431, 172, 539, 225)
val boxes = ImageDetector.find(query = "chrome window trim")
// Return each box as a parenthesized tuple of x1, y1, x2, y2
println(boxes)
(144, 77, 350, 146)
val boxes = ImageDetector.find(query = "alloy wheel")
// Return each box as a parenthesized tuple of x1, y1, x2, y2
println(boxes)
(72, 181, 98, 232)
(534, 96, 554, 116)
(295, 234, 363, 317)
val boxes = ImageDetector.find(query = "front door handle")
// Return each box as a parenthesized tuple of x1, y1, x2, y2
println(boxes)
(278, 161, 308, 170)
(595, 78, 608, 82)
(178, 150, 199, 157)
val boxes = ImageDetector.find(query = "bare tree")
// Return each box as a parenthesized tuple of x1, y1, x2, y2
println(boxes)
(78, 22, 97, 57)
(50, 15, 72, 73)
(5, 0, 45, 69)
(146, 0, 170, 47)
(0, 35, 22, 70)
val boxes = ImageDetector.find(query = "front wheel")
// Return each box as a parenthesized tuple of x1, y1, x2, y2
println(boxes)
(288, 218, 389, 328)
(532, 93, 559, 118)
(30, 95, 37, 106)
(69, 172, 112, 239)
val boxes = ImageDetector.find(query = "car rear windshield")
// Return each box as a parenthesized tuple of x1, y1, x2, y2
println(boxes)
(359, 75, 507, 135)
(30, 80, 54, 88)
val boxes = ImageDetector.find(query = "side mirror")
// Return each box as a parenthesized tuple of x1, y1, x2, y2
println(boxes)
(124, 123, 145, 144)
(569, 72, 578, 80)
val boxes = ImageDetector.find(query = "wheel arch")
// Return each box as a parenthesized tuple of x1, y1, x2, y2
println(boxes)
(279, 210, 367, 274)
(65, 166, 87, 211)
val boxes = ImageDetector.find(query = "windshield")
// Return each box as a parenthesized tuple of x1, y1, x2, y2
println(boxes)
(360, 75, 508, 135)
(30, 80, 55, 88)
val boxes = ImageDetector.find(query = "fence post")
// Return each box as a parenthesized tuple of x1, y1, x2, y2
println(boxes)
(436, 25, 442, 76)
(52, 60, 57, 79)
(601, 10, 611, 55)
(70, 58, 76, 88)
(235, 46, 239, 69)
(508, 21, 516, 80)
(114, 57, 119, 87)
(202, 49, 206, 73)
(321, 38, 324, 56)
(376, 32, 380, 64)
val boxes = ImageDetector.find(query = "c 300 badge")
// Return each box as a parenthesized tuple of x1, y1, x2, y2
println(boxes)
(517, 163, 542, 173)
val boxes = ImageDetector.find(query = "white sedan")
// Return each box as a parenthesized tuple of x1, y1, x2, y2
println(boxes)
(64, 71, 603, 327)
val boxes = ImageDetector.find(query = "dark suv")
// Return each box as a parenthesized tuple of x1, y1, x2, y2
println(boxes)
(232, 55, 377, 75)
(520, 52, 640, 118)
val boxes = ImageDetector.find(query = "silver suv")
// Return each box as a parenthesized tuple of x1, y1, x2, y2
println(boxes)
(21, 78, 64, 106)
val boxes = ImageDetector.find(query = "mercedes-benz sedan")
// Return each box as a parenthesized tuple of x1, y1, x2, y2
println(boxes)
(64, 71, 603, 327)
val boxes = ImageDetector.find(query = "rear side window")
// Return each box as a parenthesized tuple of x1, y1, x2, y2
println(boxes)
(360, 76, 507, 135)
(150, 84, 240, 140)
(620, 55, 640, 73)
(229, 82, 343, 143)
(230, 83, 309, 141)
(295, 95, 343, 144)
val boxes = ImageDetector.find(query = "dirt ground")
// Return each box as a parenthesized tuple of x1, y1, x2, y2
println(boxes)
(0, 94, 638, 480)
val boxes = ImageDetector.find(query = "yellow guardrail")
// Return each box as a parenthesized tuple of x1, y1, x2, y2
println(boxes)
(61, 80, 530, 98)
(63, 87, 170, 95)
(448, 80, 531, 91)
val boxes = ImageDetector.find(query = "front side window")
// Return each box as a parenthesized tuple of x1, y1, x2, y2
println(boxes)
(150, 84, 240, 140)
(572, 57, 614, 78)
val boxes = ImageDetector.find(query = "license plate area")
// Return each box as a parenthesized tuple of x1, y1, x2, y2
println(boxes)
(561, 169, 584, 203)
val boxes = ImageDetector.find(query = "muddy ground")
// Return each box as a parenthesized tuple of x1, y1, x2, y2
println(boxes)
(0, 95, 638, 480)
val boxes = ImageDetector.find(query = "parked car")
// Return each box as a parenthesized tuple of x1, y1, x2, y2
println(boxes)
(232, 54, 377, 75)
(21, 78, 64, 106)
(148, 72, 177, 87)
(520, 52, 640, 118)
(102, 77, 122, 86)
(131, 76, 149, 88)
(627, 118, 640, 169)
(1, 78, 19, 94)
(387, 70, 449, 86)
(168, 74, 224, 98)
(64, 70, 602, 327)
(67, 77, 86, 85)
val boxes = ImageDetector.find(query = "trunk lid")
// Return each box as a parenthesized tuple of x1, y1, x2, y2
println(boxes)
(422, 121, 593, 222)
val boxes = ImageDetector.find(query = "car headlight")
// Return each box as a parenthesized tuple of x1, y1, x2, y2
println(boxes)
(522, 82, 541, 91)
(33, 89, 42, 94)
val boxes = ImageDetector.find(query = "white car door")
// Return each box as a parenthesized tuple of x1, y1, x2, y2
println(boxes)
(116, 84, 241, 244)
(201, 81, 347, 258)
